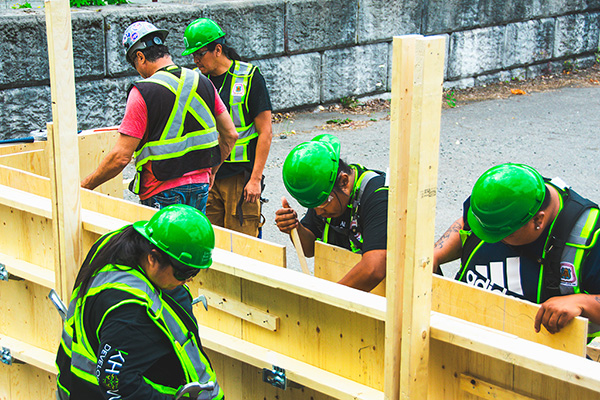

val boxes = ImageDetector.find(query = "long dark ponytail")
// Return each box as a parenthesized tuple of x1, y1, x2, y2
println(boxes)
(74, 225, 167, 299)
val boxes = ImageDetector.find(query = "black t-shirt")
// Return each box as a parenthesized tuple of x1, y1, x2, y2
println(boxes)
(301, 165, 388, 254)
(458, 196, 600, 303)
(209, 62, 272, 179)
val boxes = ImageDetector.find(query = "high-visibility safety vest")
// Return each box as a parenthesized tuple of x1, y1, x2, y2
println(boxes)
(321, 165, 388, 253)
(56, 263, 223, 399)
(213, 60, 259, 163)
(130, 66, 221, 194)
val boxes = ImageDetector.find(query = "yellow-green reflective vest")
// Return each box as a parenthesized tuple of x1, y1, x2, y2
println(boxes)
(57, 264, 222, 399)
(217, 60, 259, 163)
(131, 67, 220, 194)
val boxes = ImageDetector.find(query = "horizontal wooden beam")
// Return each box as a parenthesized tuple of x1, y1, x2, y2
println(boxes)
(199, 325, 384, 400)
(199, 288, 280, 331)
(460, 374, 535, 400)
(0, 334, 57, 374)
(430, 312, 600, 393)
(211, 248, 387, 321)
(0, 252, 54, 289)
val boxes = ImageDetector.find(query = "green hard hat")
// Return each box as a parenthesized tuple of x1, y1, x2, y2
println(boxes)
(133, 204, 215, 269)
(467, 163, 546, 243)
(182, 18, 225, 56)
(282, 134, 341, 209)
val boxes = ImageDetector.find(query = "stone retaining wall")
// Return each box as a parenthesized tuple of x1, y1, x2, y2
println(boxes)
(1, 0, 599, 137)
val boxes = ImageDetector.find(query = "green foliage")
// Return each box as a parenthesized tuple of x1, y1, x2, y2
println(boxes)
(340, 96, 359, 109)
(562, 59, 578, 74)
(11, 2, 32, 8)
(326, 118, 352, 125)
(70, 0, 128, 7)
(444, 90, 457, 108)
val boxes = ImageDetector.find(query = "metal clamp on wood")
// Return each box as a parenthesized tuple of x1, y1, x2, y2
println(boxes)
(262, 365, 287, 390)
(0, 264, 23, 282)
(0, 347, 23, 366)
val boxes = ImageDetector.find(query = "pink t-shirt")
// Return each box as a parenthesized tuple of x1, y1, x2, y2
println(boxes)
(119, 85, 227, 200)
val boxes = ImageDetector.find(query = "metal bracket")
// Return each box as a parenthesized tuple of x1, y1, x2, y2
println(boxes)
(1, 347, 13, 365)
(0, 264, 23, 282)
(48, 289, 68, 321)
(262, 365, 287, 390)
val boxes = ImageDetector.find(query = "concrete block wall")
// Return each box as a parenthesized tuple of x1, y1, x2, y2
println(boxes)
(0, 0, 599, 137)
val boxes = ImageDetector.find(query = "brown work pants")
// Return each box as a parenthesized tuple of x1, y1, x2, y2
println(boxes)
(206, 172, 261, 237)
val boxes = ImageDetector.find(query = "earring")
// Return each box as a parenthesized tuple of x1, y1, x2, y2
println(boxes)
(536, 226, 540, 230)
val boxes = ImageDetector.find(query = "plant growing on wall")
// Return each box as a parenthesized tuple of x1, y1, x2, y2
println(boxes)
(71, 0, 128, 7)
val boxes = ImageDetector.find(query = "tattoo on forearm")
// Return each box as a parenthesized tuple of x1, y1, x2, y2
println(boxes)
(435, 220, 462, 249)
(594, 296, 600, 305)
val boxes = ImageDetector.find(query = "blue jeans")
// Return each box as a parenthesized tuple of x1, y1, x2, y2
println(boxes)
(140, 183, 209, 213)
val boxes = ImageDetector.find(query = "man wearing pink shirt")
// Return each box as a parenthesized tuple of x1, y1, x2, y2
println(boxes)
(81, 21, 238, 213)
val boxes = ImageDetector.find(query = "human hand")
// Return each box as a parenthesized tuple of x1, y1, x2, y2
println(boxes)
(534, 294, 585, 334)
(244, 178, 261, 203)
(274, 197, 298, 234)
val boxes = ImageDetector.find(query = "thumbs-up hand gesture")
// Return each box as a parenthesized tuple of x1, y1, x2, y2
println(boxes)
(275, 197, 299, 234)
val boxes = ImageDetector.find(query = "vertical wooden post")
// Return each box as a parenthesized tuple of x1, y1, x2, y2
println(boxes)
(45, 0, 82, 300)
(384, 35, 446, 400)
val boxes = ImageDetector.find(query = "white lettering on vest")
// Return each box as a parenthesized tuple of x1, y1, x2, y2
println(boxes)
(105, 351, 126, 375)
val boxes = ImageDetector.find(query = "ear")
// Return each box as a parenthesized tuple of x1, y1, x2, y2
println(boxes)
(214, 43, 223, 57)
(532, 211, 545, 229)
(338, 173, 351, 195)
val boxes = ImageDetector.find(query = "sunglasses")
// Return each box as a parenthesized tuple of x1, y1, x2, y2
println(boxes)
(314, 194, 334, 210)
(193, 49, 210, 60)
(169, 258, 200, 281)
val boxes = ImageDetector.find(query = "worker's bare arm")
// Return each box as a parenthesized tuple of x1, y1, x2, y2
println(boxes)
(81, 133, 140, 190)
(433, 217, 464, 273)
(337, 249, 386, 292)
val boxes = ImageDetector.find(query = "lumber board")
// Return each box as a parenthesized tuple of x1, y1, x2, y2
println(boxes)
(0, 164, 51, 197)
(430, 312, 600, 394)
(199, 325, 384, 400)
(0, 361, 56, 399)
(432, 275, 587, 356)
(0, 150, 48, 176)
(0, 140, 45, 156)
(0, 252, 55, 289)
(460, 374, 535, 400)
(314, 241, 385, 296)
(0, 334, 57, 374)
(386, 34, 445, 400)
(199, 288, 280, 332)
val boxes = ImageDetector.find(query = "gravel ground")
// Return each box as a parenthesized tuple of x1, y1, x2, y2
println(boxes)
(124, 83, 600, 275)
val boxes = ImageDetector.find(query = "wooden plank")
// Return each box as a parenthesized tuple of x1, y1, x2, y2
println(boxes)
(0, 334, 57, 374)
(200, 288, 280, 331)
(0, 150, 48, 175)
(432, 275, 587, 356)
(385, 34, 445, 400)
(430, 312, 600, 393)
(45, 0, 83, 302)
(0, 164, 51, 197)
(0, 362, 56, 400)
(199, 325, 385, 400)
(0, 184, 52, 218)
(0, 252, 55, 289)
(314, 241, 385, 296)
(0, 140, 45, 156)
(460, 374, 535, 400)
(77, 129, 122, 198)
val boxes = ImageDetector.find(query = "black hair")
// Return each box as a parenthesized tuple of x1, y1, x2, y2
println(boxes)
(332, 158, 352, 192)
(74, 225, 169, 298)
(539, 185, 552, 212)
(128, 35, 170, 68)
(205, 39, 242, 61)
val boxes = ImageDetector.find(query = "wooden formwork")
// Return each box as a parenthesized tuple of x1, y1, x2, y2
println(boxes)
(2, 8, 600, 398)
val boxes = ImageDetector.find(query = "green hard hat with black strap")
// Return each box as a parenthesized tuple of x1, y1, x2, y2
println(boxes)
(133, 204, 215, 269)
(182, 18, 226, 56)
(282, 134, 341, 209)
(467, 163, 546, 243)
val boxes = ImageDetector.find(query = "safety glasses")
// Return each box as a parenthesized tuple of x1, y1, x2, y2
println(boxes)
(169, 257, 200, 281)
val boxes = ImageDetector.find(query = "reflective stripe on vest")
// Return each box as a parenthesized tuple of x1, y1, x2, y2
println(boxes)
(133, 68, 219, 187)
(68, 265, 221, 399)
(224, 61, 258, 163)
